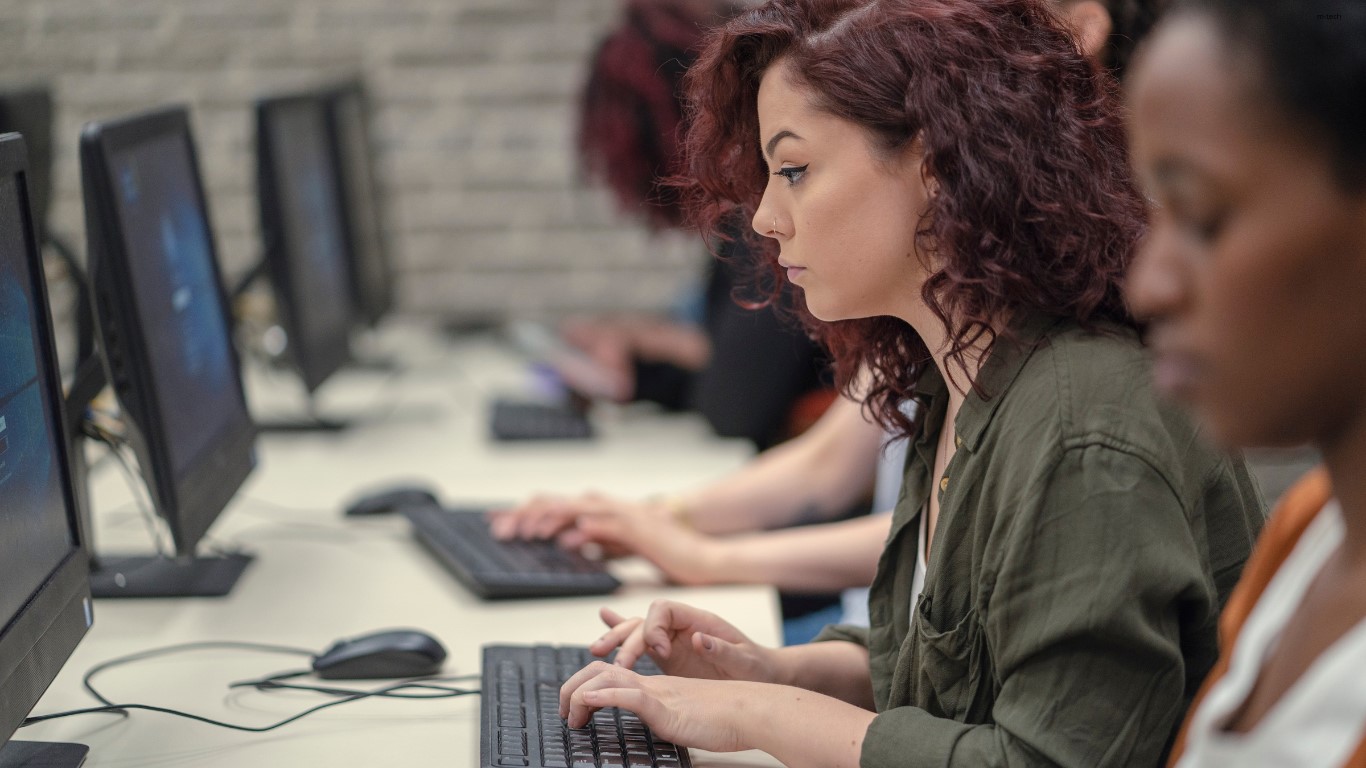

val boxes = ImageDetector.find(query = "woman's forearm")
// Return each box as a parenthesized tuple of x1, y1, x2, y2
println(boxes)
(734, 681, 876, 768)
(680, 395, 884, 534)
(700, 514, 889, 592)
(770, 640, 876, 709)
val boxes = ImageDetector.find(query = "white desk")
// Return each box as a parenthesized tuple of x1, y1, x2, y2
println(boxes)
(25, 325, 783, 767)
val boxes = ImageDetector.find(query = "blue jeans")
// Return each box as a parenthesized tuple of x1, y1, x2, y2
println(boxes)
(782, 602, 845, 646)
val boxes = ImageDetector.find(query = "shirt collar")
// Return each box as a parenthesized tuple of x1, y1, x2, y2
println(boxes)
(913, 312, 1063, 453)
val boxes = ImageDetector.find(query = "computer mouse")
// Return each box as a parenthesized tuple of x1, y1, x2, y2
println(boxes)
(342, 485, 441, 517)
(311, 628, 448, 680)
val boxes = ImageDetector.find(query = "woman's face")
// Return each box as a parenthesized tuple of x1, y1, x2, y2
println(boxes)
(1125, 16, 1366, 448)
(751, 61, 933, 323)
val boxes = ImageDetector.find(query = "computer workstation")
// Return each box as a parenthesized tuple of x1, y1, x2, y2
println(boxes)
(24, 342, 774, 766)
(72, 106, 259, 598)
(241, 89, 360, 430)
(0, 131, 94, 767)
(0, 93, 776, 767)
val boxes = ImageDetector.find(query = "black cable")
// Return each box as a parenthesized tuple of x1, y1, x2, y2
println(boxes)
(230, 671, 481, 700)
(81, 641, 316, 708)
(22, 641, 481, 733)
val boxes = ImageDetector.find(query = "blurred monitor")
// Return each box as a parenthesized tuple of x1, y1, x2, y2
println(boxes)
(0, 86, 53, 239)
(325, 79, 395, 328)
(0, 83, 94, 380)
(0, 132, 94, 767)
(255, 92, 355, 393)
(79, 107, 256, 597)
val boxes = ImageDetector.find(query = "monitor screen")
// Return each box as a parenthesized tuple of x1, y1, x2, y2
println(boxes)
(0, 172, 75, 623)
(109, 131, 243, 478)
(328, 83, 393, 327)
(81, 108, 256, 557)
(258, 95, 353, 392)
(0, 133, 92, 752)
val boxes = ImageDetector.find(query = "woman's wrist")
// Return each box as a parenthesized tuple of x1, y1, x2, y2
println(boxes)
(764, 645, 804, 688)
(648, 493, 697, 530)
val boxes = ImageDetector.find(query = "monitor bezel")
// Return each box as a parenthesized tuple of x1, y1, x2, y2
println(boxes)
(80, 106, 257, 557)
(323, 78, 395, 329)
(0, 132, 94, 747)
(254, 91, 354, 393)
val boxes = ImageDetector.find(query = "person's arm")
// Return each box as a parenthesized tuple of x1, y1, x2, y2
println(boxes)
(858, 445, 1212, 768)
(673, 391, 884, 534)
(489, 387, 884, 541)
(590, 600, 874, 706)
(572, 511, 889, 592)
(566, 673, 876, 768)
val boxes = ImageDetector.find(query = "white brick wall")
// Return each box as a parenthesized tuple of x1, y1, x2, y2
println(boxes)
(2, 0, 705, 322)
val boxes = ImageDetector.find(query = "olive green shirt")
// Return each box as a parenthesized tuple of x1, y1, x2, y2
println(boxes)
(817, 315, 1266, 768)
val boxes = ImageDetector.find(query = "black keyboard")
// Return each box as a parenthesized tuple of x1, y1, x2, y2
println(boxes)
(401, 506, 620, 599)
(481, 645, 692, 768)
(490, 399, 594, 441)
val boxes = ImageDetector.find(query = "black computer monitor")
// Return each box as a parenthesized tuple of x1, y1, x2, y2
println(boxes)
(80, 106, 257, 597)
(325, 79, 394, 329)
(0, 84, 96, 370)
(255, 92, 355, 393)
(0, 133, 94, 767)
(0, 87, 53, 240)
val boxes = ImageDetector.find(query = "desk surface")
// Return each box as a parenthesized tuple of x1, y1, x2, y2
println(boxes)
(24, 325, 781, 768)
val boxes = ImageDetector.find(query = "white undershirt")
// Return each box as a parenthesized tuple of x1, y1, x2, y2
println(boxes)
(910, 508, 928, 618)
(1177, 501, 1366, 767)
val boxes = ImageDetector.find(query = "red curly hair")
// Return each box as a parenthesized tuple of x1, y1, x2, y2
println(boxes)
(678, 0, 1148, 437)
(578, 1, 712, 230)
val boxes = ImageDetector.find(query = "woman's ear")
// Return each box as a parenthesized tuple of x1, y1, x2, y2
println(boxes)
(1063, 0, 1114, 63)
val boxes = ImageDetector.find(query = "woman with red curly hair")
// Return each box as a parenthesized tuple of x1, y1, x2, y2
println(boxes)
(555, 1, 1266, 766)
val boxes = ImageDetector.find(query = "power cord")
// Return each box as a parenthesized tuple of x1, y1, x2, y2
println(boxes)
(82, 420, 173, 558)
(21, 641, 481, 733)
(230, 670, 480, 699)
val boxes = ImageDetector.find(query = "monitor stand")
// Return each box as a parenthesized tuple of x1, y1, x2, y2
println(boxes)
(346, 353, 399, 374)
(253, 415, 351, 433)
(89, 552, 253, 599)
(0, 741, 89, 767)
(253, 398, 353, 433)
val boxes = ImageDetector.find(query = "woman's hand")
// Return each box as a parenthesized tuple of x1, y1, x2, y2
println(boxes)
(590, 603, 782, 685)
(563, 506, 725, 585)
(560, 662, 878, 768)
(487, 493, 654, 552)
(560, 662, 756, 753)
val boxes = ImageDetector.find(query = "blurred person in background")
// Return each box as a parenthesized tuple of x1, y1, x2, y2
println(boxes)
(561, 0, 832, 452)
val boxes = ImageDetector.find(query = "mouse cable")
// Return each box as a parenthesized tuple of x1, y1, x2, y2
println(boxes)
(79, 641, 316, 708)
(230, 669, 481, 699)
(21, 640, 476, 733)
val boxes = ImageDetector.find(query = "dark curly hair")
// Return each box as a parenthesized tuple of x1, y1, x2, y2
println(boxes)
(1170, 0, 1366, 193)
(678, 0, 1148, 437)
(578, 1, 713, 230)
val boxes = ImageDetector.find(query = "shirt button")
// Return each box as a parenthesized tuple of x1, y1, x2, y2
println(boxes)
(940, 476, 949, 493)
(955, 435, 962, 448)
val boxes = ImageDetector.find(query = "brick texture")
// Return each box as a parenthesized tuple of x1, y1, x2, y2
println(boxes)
(4, 0, 705, 323)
